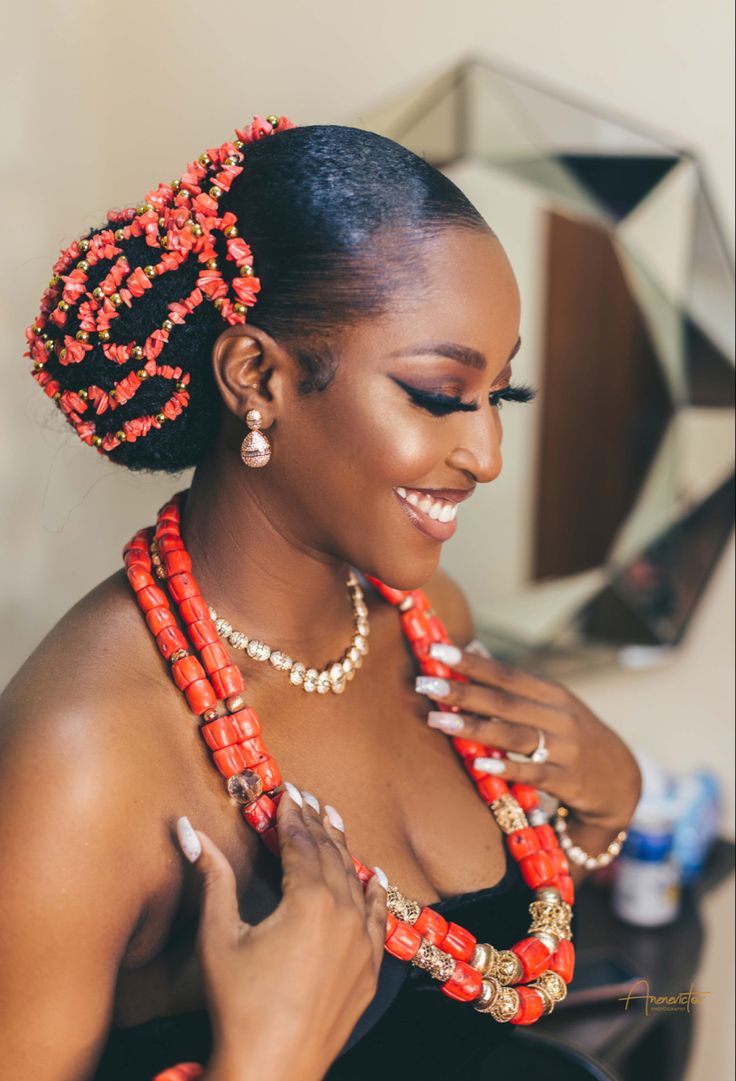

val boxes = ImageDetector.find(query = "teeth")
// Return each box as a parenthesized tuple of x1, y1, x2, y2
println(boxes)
(395, 487, 459, 524)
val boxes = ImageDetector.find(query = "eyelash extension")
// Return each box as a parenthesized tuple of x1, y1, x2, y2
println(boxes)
(396, 379, 537, 417)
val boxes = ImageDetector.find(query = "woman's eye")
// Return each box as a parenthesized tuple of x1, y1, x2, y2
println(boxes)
(489, 383, 537, 410)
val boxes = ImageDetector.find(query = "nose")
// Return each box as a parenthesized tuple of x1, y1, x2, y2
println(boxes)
(447, 407, 502, 485)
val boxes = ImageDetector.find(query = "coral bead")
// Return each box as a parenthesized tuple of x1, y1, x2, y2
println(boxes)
(229, 707, 261, 740)
(185, 679, 217, 715)
(385, 919, 422, 961)
(426, 615, 447, 641)
(261, 826, 280, 855)
(137, 584, 169, 612)
(439, 922, 477, 963)
(442, 960, 483, 1002)
(188, 619, 220, 650)
(153, 1064, 205, 1081)
(510, 783, 540, 811)
(242, 794, 276, 833)
(533, 824, 558, 851)
(172, 655, 206, 691)
(550, 939, 575, 983)
(179, 596, 211, 624)
(352, 857, 374, 886)
(414, 906, 449, 946)
(511, 937, 552, 981)
(419, 658, 452, 679)
(238, 735, 270, 767)
(201, 716, 242, 751)
(519, 851, 556, 890)
(548, 847, 570, 876)
(155, 625, 189, 660)
(511, 985, 546, 1025)
(162, 550, 192, 575)
(252, 756, 282, 791)
(556, 874, 575, 905)
(168, 572, 200, 603)
(200, 641, 231, 674)
(507, 827, 541, 862)
(127, 564, 154, 592)
(212, 664, 245, 699)
(212, 743, 248, 778)
(400, 610, 430, 641)
(145, 605, 176, 636)
(452, 738, 488, 759)
(478, 776, 510, 804)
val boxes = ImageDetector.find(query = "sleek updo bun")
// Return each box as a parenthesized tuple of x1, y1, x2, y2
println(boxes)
(27, 123, 488, 474)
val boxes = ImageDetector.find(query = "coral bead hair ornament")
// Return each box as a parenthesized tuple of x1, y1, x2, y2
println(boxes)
(126, 491, 578, 1072)
(24, 114, 294, 454)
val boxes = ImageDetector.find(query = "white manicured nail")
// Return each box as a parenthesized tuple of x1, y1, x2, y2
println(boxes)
(466, 638, 493, 659)
(176, 816, 202, 862)
(284, 781, 304, 807)
(474, 757, 507, 775)
(427, 710, 465, 734)
(302, 791, 321, 813)
(373, 866, 389, 890)
(415, 676, 450, 698)
(429, 642, 463, 665)
(324, 804, 345, 831)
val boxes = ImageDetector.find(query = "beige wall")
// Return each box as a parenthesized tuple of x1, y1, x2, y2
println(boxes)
(2, 3, 733, 1078)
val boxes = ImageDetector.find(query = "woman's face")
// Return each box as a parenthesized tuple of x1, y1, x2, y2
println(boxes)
(265, 227, 522, 589)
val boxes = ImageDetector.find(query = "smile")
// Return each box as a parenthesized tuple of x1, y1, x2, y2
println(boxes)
(393, 485, 473, 542)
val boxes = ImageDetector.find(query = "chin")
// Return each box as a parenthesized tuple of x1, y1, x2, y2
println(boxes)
(360, 548, 441, 593)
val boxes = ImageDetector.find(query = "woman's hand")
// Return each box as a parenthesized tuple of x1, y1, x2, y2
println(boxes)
(176, 786, 387, 1081)
(416, 643, 641, 836)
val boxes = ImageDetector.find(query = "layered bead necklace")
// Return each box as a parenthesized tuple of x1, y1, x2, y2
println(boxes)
(126, 491, 575, 1028)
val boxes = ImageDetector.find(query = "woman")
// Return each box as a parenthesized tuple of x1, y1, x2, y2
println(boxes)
(1, 117, 641, 1080)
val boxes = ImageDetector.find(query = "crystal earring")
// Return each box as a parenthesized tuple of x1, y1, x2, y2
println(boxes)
(240, 409, 271, 468)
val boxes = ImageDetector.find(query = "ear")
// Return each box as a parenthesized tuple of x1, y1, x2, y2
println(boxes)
(210, 323, 292, 429)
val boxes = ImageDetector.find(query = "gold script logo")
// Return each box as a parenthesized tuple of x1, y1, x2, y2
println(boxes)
(618, 978, 711, 1015)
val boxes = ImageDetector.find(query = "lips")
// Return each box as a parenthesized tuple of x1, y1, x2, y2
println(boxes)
(393, 484, 475, 542)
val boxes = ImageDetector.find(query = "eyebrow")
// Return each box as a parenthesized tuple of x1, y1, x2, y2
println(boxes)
(389, 335, 521, 371)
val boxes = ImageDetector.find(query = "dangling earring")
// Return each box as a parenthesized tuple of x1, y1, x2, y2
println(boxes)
(240, 409, 271, 468)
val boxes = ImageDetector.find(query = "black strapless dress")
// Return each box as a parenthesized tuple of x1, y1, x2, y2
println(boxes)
(92, 857, 601, 1081)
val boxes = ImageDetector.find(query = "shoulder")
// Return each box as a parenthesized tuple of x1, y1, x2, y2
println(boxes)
(421, 567, 476, 647)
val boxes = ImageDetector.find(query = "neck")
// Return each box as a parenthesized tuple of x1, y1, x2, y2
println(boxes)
(181, 453, 358, 660)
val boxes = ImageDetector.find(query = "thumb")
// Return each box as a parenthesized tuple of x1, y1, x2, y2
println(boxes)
(176, 815, 245, 952)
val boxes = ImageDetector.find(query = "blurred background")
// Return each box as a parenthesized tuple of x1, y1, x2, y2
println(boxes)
(1, 2, 733, 1079)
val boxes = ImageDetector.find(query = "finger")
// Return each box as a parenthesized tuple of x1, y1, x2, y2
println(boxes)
(276, 782, 326, 897)
(417, 672, 561, 730)
(427, 710, 568, 762)
(363, 872, 389, 969)
(427, 643, 567, 707)
(299, 792, 362, 909)
(469, 757, 569, 798)
(321, 804, 367, 914)
(175, 817, 243, 952)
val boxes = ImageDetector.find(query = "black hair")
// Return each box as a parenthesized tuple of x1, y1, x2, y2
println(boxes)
(36, 124, 490, 473)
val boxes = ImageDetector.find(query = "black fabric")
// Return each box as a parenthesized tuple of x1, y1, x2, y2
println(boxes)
(92, 856, 592, 1081)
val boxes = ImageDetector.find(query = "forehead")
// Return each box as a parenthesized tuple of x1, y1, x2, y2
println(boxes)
(383, 228, 521, 368)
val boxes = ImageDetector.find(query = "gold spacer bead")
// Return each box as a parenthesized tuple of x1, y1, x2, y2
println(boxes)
(155, 412, 166, 424)
(239, 265, 254, 276)
(191, 224, 203, 237)
(78, 389, 88, 400)
(232, 302, 246, 314)
(114, 228, 126, 240)
(76, 330, 89, 342)
(78, 239, 90, 253)
(132, 349, 145, 364)
(115, 430, 126, 442)
(158, 216, 166, 227)
(33, 360, 44, 370)
(198, 153, 211, 166)
(224, 156, 238, 166)
(137, 202, 152, 215)
(108, 390, 117, 401)
(110, 293, 123, 307)
(208, 186, 223, 200)
(177, 189, 190, 199)
(175, 380, 187, 392)
(43, 340, 54, 353)
(92, 435, 103, 447)
(171, 179, 181, 191)
(57, 300, 69, 312)
(213, 297, 224, 310)
(224, 225, 238, 237)
(76, 259, 90, 272)
(52, 390, 61, 401)
(234, 139, 244, 150)
(266, 114, 279, 126)
(169, 649, 189, 664)
(206, 258, 218, 270)
(161, 319, 174, 333)
(144, 265, 157, 278)
(58, 348, 67, 362)
(159, 235, 169, 248)
(31, 325, 41, 334)
(92, 287, 104, 300)
(99, 330, 110, 342)
(136, 368, 149, 380)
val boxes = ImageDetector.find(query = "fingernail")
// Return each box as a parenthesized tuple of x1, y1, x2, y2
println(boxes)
(427, 710, 465, 734)
(474, 757, 507, 775)
(415, 676, 450, 698)
(429, 642, 462, 665)
(324, 804, 345, 831)
(284, 781, 304, 807)
(373, 866, 389, 890)
(176, 816, 202, 862)
(302, 791, 321, 813)
(466, 638, 493, 659)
